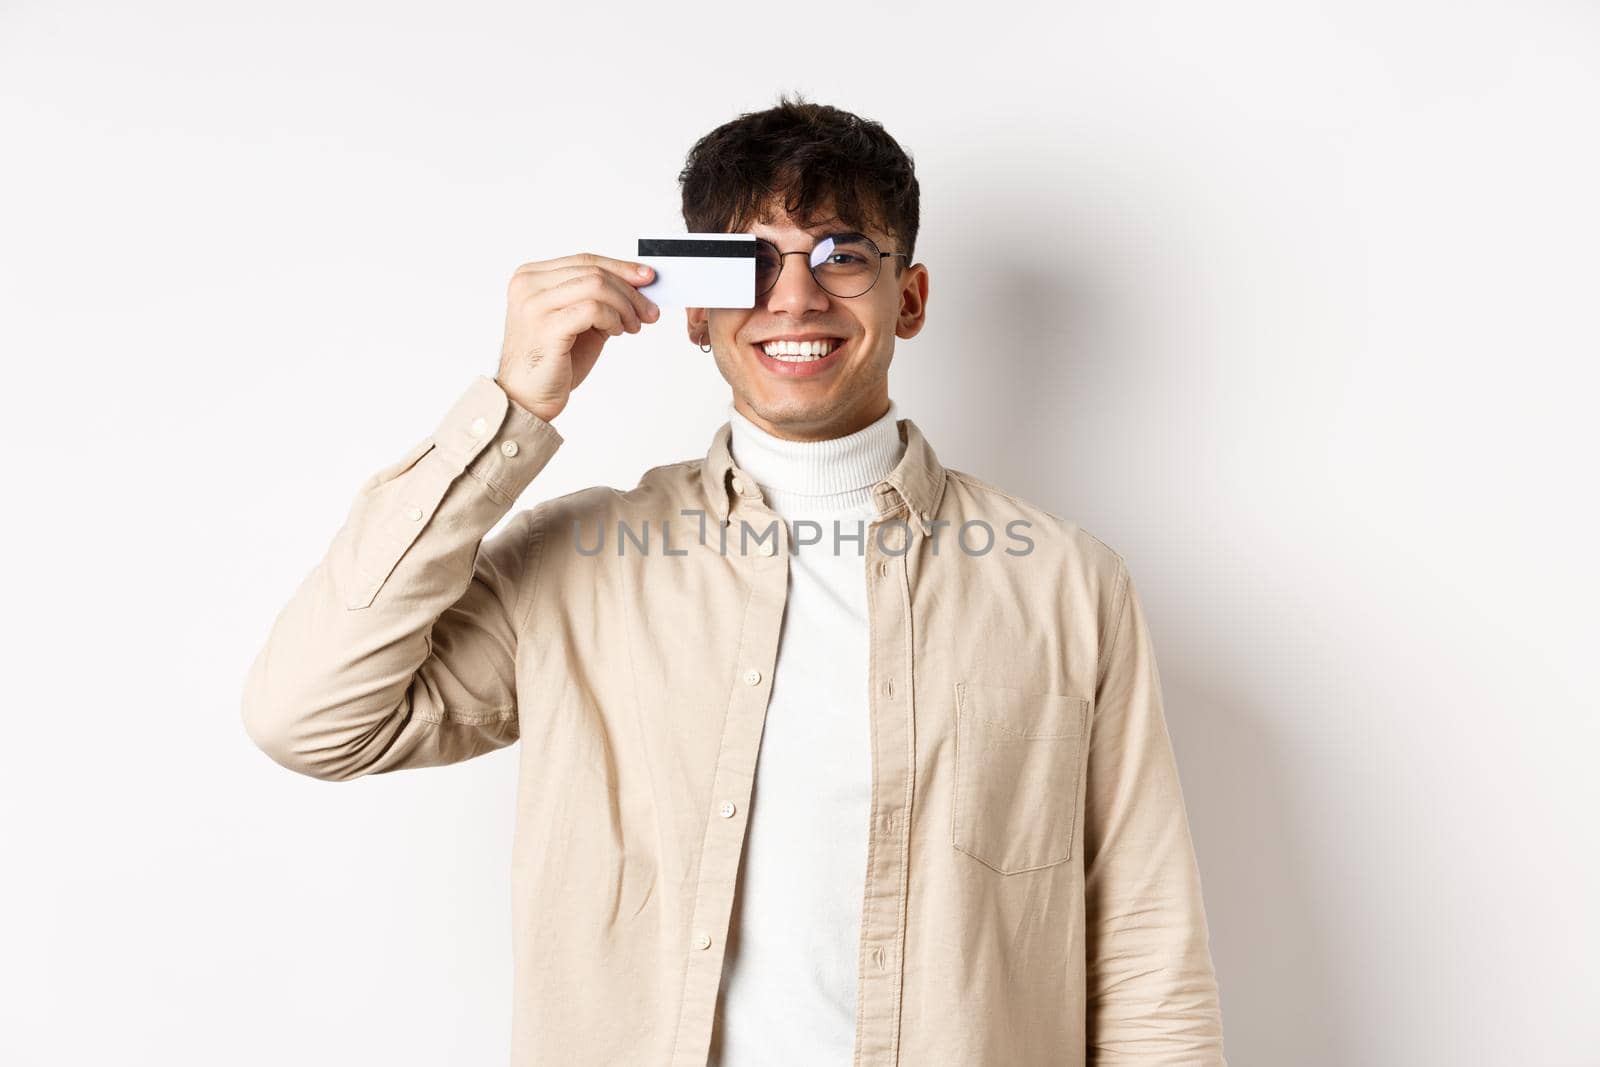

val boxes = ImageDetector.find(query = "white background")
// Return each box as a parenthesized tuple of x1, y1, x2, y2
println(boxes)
(3, 1, 1596, 1064)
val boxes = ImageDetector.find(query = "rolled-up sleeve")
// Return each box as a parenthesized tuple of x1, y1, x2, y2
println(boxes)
(240, 374, 563, 781)
(1083, 561, 1226, 1064)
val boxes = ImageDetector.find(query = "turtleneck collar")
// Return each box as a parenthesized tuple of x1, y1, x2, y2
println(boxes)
(725, 398, 905, 514)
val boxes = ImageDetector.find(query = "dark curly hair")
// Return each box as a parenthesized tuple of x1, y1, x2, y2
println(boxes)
(677, 92, 920, 274)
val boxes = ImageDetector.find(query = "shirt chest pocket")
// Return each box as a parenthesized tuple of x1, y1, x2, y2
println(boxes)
(952, 682, 1091, 875)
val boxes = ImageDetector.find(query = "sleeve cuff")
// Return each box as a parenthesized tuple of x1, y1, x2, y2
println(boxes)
(429, 374, 565, 504)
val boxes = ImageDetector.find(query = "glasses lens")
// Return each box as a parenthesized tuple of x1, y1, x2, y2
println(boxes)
(810, 234, 880, 297)
(754, 234, 883, 298)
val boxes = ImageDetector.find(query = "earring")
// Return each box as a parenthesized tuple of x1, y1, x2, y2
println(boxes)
(698, 342, 712, 353)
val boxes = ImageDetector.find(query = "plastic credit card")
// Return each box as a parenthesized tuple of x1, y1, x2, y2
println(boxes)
(637, 233, 755, 308)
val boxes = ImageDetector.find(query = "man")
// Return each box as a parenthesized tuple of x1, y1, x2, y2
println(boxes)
(242, 94, 1226, 1066)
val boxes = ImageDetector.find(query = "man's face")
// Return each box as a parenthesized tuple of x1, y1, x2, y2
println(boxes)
(686, 203, 928, 441)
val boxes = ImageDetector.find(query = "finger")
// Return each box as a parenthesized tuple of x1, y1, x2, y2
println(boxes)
(544, 271, 647, 333)
(585, 266, 659, 327)
(550, 299, 625, 346)
(530, 264, 659, 327)
(513, 253, 655, 289)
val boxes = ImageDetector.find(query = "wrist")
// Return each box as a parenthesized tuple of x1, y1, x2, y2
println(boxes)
(494, 377, 561, 425)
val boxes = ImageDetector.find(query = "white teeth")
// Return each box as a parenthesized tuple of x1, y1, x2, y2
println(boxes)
(760, 339, 840, 361)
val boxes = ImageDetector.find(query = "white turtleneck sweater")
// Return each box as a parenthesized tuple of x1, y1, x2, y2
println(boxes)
(707, 397, 906, 1067)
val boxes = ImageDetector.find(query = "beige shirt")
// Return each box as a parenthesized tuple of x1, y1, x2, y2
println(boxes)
(241, 373, 1227, 1066)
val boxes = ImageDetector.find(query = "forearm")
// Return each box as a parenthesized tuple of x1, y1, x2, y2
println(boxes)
(1084, 563, 1226, 1064)
(240, 375, 563, 781)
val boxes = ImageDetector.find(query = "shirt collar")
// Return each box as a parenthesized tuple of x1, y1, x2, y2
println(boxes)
(700, 408, 948, 526)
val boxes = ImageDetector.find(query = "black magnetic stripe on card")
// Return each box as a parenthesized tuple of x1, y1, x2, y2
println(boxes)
(637, 238, 757, 258)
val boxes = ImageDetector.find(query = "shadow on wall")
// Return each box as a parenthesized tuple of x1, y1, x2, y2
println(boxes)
(1168, 681, 1349, 1066)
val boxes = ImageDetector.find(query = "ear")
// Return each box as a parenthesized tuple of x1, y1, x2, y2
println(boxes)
(686, 307, 708, 345)
(895, 263, 929, 340)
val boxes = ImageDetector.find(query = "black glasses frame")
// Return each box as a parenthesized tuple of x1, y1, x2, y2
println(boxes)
(754, 232, 910, 299)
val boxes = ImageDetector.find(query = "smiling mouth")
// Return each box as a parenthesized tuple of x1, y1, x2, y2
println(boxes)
(754, 338, 845, 363)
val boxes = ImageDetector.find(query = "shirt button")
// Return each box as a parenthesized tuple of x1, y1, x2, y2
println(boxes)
(877, 560, 890, 578)
(693, 932, 712, 951)
(500, 440, 519, 457)
(406, 505, 423, 521)
(468, 416, 489, 437)
(730, 476, 744, 493)
(743, 668, 762, 686)
(718, 801, 737, 818)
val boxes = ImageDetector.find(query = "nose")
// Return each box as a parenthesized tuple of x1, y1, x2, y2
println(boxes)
(763, 253, 832, 316)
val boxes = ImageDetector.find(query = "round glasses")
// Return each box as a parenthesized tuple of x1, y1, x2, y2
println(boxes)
(755, 232, 909, 299)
